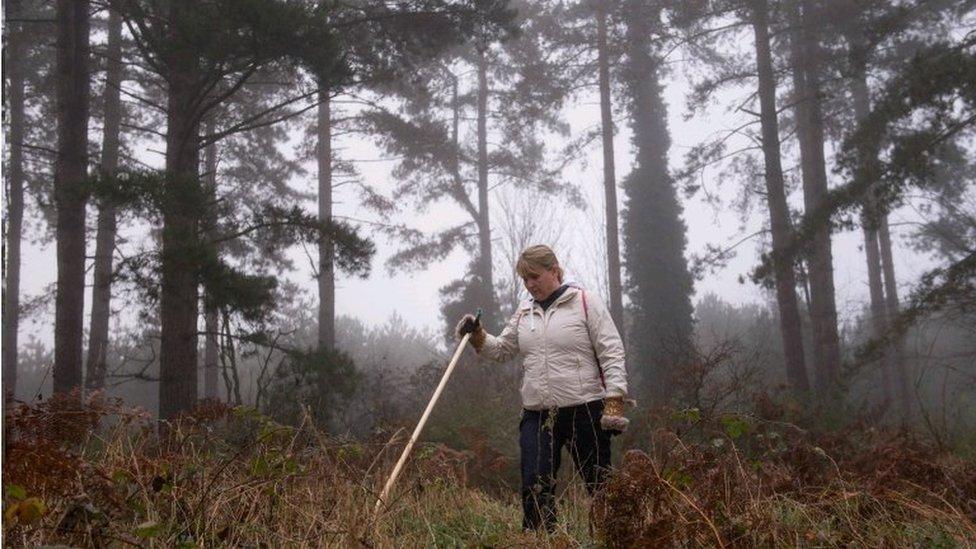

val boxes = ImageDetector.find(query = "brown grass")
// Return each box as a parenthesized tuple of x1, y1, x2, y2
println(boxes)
(3, 394, 974, 547)
(594, 418, 976, 547)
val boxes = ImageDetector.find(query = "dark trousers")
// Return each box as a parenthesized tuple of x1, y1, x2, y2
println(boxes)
(519, 400, 612, 531)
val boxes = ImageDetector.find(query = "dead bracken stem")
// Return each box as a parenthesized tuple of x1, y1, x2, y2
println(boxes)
(655, 466, 726, 548)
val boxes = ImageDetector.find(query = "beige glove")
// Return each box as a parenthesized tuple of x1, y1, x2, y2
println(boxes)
(601, 396, 630, 433)
(454, 314, 486, 351)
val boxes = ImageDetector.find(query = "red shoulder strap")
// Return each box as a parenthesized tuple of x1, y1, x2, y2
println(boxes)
(581, 288, 589, 321)
(579, 289, 605, 389)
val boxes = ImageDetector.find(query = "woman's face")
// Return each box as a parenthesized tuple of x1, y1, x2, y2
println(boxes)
(522, 266, 561, 301)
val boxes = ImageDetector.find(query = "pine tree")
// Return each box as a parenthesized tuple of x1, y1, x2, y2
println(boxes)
(52, 0, 91, 395)
(827, 0, 963, 420)
(85, 6, 124, 391)
(3, 0, 27, 401)
(113, 0, 353, 419)
(202, 117, 220, 401)
(787, 0, 841, 395)
(827, 4, 976, 397)
(594, 1, 626, 335)
(362, 2, 576, 333)
(666, 0, 812, 396)
(110, 0, 485, 418)
(316, 92, 336, 351)
(619, 0, 695, 401)
(750, 0, 811, 395)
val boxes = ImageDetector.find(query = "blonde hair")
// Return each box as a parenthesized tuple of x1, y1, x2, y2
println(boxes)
(516, 245, 564, 282)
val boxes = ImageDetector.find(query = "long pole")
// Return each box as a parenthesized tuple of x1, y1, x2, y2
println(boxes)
(374, 326, 476, 515)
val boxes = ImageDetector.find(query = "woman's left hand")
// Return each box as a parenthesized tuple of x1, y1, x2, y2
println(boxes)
(601, 396, 630, 434)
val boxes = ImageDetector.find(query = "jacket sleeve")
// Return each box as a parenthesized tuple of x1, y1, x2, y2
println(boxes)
(585, 294, 628, 398)
(478, 310, 520, 363)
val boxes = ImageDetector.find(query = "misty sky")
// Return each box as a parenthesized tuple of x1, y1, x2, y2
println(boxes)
(13, 30, 941, 350)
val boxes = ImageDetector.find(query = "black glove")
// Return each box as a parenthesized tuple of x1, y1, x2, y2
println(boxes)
(454, 313, 486, 350)
(456, 314, 481, 337)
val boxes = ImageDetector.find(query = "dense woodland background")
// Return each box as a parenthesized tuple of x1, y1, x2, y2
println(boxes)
(2, 0, 975, 545)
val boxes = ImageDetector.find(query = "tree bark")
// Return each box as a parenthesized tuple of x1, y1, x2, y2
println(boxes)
(203, 119, 219, 400)
(476, 48, 495, 313)
(3, 0, 26, 401)
(789, 0, 841, 395)
(750, 0, 810, 395)
(317, 90, 335, 351)
(85, 7, 123, 392)
(159, 2, 202, 421)
(53, 0, 91, 395)
(595, 3, 625, 337)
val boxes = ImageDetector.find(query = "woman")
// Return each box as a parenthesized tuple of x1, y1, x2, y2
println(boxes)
(455, 245, 629, 532)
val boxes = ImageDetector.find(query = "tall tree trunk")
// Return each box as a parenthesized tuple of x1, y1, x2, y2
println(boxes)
(863, 223, 892, 404)
(789, 0, 841, 395)
(476, 48, 495, 316)
(750, 0, 810, 395)
(879, 214, 912, 422)
(159, 4, 202, 420)
(203, 119, 219, 400)
(3, 0, 26, 401)
(85, 7, 123, 392)
(160, 118, 201, 421)
(851, 60, 893, 407)
(53, 0, 91, 395)
(862, 223, 892, 403)
(317, 90, 335, 351)
(204, 306, 219, 400)
(219, 308, 243, 406)
(595, 3, 625, 336)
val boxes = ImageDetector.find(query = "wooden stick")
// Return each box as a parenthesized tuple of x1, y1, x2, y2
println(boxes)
(373, 331, 473, 515)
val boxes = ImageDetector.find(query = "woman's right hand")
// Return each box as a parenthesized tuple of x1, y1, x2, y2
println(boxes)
(454, 314, 486, 350)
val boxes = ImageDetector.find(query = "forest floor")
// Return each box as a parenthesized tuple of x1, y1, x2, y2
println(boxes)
(3, 394, 975, 547)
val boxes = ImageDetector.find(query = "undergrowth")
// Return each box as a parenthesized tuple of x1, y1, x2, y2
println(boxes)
(2, 392, 974, 547)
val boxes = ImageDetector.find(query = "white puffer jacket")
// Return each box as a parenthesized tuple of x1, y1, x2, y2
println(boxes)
(478, 286, 627, 410)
